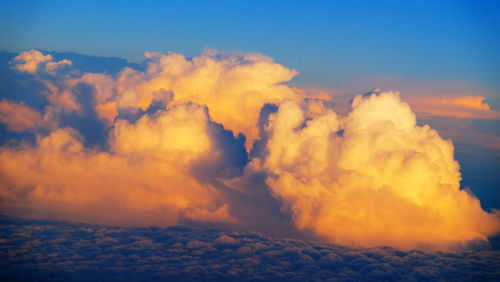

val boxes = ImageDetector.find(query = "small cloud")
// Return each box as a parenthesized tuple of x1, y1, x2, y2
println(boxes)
(0, 100, 42, 131)
(186, 240, 211, 249)
(12, 49, 71, 75)
(215, 235, 236, 245)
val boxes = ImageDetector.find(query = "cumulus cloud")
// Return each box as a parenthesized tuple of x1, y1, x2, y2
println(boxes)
(1, 49, 305, 231)
(0, 104, 238, 226)
(116, 50, 301, 149)
(262, 90, 500, 250)
(0, 100, 42, 131)
(9, 49, 302, 150)
(1, 50, 499, 251)
(12, 49, 71, 74)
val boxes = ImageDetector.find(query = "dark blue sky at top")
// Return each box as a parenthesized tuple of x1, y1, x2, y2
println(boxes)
(1, 0, 499, 92)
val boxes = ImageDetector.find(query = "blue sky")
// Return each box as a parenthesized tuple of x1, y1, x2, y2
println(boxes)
(1, 0, 499, 92)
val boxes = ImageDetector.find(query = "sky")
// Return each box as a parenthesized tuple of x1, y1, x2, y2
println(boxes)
(0, 0, 499, 280)
(1, 1, 499, 90)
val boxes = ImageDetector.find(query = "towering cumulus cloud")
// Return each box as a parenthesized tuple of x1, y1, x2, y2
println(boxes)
(0, 104, 237, 226)
(264, 90, 500, 250)
(0, 50, 499, 251)
(74, 50, 298, 148)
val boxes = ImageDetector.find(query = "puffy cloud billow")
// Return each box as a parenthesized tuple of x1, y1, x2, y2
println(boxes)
(0, 104, 238, 226)
(0, 50, 499, 252)
(262, 90, 500, 250)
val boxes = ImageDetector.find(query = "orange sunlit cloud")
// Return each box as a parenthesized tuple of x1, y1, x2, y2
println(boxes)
(12, 50, 307, 150)
(310, 77, 500, 120)
(406, 96, 500, 120)
(261, 91, 500, 250)
(0, 104, 237, 226)
(1, 50, 499, 251)
(13, 49, 71, 74)
(0, 100, 42, 131)
(292, 87, 332, 101)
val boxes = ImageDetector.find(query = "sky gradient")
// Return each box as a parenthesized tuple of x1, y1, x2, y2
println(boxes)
(1, 1, 499, 92)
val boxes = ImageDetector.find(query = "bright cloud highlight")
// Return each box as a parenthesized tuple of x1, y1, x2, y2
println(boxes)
(263, 91, 500, 250)
(0, 105, 237, 226)
(12, 50, 71, 74)
(0, 50, 499, 251)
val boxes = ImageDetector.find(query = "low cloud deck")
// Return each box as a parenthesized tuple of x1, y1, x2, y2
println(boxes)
(1, 216, 499, 281)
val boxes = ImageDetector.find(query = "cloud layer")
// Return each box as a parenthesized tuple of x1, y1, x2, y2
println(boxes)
(0, 50, 499, 251)
(1, 216, 499, 281)
(406, 95, 500, 120)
